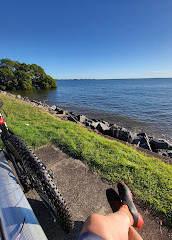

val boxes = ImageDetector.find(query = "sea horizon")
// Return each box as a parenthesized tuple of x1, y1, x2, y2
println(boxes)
(55, 77, 172, 80)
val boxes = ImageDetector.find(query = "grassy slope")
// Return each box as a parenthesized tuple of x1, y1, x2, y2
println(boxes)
(1, 93, 172, 225)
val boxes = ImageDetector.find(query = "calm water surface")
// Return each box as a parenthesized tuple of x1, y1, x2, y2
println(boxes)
(16, 79, 172, 142)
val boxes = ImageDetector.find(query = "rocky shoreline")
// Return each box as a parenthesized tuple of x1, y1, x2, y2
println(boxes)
(1, 90, 172, 159)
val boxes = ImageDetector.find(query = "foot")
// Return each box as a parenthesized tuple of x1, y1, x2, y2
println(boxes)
(117, 182, 144, 228)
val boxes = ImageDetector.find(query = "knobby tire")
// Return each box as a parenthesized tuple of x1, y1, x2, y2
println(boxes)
(7, 134, 74, 233)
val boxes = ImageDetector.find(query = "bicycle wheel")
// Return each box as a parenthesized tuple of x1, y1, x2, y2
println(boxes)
(7, 134, 74, 233)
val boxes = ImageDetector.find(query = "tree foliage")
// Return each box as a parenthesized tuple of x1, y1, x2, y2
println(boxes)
(0, 59, 57, 90)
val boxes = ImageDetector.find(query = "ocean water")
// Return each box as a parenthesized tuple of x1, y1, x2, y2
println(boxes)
(17, 78, 172, 142)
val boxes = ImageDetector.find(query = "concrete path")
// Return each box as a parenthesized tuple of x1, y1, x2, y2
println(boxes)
(25, 145, 172, 240)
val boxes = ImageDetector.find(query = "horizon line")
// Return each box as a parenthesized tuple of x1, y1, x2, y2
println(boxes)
(55, 77, 172, 80)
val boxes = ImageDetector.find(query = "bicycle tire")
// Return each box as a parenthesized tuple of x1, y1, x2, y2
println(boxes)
(7, 134, 74, 233)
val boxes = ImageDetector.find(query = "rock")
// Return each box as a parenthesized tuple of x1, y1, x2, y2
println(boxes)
(150, 139, 172, 151)
(90, 121, 99, 129)
(101, 120, 109, 125)
(131, 133, 152, 151)
(66, 115, 78, 123)
(38, 101, 43, 105)
(69, 112, 76, 117)
(84, 122, 90, 127)
(56, 108, 66, 115)
(92, 118, 100, 122)
(23, 97, 30, 102)
(96, 122, 110, 134)
(77, 115, 87, 123)
(31, 100, 40, 105)
(109, 125, 119, 138)
(110, 125, 133, 143)
(137, 132, 147, 137)
(51, 105, 57, 111)
(155, 149, 169, 157)
(16, 95, 22, 99)
(82, 119, 100, 129)
(168, 151, 172, 158)
(131, 138, 140, 147)
(118, 128, 133, 142)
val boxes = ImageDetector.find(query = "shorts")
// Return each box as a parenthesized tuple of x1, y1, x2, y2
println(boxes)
(78, 232, 105, 240)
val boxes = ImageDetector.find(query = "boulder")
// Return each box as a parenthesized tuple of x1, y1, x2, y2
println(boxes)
(77, 115, 87, 123)
(84, 121, 91, 127)
(90, 121, 99, 129)
(37, 101, 42, 105)
(23, 97, 30, 102)
(56, 108, 66, 115)
(131, 133, 152, 151)
(110, 125, 133, 143)
(155, 149, 169, 157)
(150, 139, 172, 151)
(66, 115, 78, 123)
(101, 120, 110, 125)
(96, 122, 110, 134)
(69, 112, 76, 116)
(131, 138, 140, 147)
(16, 95, 22, 99)
(31, 100, 40, 105)
(92, 118, 100, 122)
(168, 151, 172, 158)
(50, 105, 57, 111)
(118, 128, 133, 142)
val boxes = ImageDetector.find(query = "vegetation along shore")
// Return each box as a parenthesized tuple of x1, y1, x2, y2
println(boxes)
(0, 59, 57, 90)
(0, 91, 172, 227)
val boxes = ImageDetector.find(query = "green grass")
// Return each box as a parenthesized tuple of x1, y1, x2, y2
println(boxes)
(1, 93, 172, 225)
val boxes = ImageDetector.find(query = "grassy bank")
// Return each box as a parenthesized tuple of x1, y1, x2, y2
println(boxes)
(0, 93, 172, 225)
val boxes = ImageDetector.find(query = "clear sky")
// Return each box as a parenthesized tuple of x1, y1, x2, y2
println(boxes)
(1, 0, 172, 79)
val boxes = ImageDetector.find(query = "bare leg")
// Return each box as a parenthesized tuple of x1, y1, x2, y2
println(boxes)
(80, 182, 144, 240)
(80, 210, 131, 240)
(129, 227, 143, 240)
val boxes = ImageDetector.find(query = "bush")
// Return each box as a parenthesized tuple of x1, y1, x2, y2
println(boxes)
(0, 58, 57, 90)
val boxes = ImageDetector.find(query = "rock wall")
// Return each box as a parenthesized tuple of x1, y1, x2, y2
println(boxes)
(1, 91, 172, 159)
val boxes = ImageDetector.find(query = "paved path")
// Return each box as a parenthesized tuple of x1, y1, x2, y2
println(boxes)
(25, 145, 172, 240)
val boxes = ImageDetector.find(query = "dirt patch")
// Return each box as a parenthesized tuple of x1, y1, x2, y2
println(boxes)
(23, 145, 172, 240)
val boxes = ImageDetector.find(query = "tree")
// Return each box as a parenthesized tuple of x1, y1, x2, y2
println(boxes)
(0, 68, 14, 90)
(0, 59, 57, 90)
(14, 71, 32, 90)
(0, 59, 18, 71)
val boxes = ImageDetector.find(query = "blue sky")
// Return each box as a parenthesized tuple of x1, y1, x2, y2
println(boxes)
(1, 0, 172, 79)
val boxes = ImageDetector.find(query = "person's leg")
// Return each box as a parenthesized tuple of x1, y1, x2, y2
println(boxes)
(106, 183, 144, 229)
(128, 227, 143, 240)
(80, 209, 131, 240)
(106, 183, 144, 240)
(79, 182, 144, 240)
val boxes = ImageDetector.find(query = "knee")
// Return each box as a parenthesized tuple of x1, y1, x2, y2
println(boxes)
(86, 213, 107, 226)
(81, 213, 112, 239)
(85, 213, 108, 232)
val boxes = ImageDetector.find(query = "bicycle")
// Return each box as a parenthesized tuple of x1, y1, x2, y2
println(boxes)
(0, 100, 74, 234)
